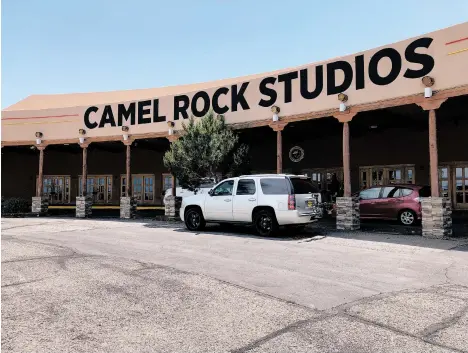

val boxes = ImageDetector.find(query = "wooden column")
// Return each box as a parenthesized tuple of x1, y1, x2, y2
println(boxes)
(334, 112, 357, 197)
(36, 146, 46, 197)
(167, 134, 179, 197)
(342, 122, 351, 197)
(417, 99, 447, 197)
(81, 145, 88, 196)
(125, 143, 132, 197)
(269, 122, 287, 174)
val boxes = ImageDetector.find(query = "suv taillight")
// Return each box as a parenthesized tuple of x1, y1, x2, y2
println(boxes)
(288, 194, 296, 210)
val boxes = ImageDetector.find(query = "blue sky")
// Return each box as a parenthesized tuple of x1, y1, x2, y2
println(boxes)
(2, 0, 467, 108)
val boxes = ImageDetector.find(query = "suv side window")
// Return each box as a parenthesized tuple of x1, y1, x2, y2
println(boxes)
(260, 178, 289, 195)
(236, 179, 256, 195)
(212, 180, 234, 196)
(360, 187, 381, 200)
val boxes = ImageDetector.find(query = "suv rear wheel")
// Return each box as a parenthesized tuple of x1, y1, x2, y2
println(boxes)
(185, 208, 206, 231)
(254, 209, 278, 237)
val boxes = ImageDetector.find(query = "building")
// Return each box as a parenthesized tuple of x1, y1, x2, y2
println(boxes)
(2, 22, 468, 236)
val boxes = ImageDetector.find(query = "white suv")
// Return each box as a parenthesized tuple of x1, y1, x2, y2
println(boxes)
(180, 174, 322, 236)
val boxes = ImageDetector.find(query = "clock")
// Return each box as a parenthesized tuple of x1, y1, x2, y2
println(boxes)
(289, 146, 304, 162)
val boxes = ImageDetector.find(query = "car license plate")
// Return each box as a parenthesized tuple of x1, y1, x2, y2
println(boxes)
(307, 200, 313, 208)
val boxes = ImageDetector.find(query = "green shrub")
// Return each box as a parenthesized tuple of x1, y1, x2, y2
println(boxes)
(1, 197, 30, 214)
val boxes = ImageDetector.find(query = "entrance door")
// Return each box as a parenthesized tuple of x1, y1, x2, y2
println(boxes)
(204, 180, 235, 221)
(454, 166, 468, 209)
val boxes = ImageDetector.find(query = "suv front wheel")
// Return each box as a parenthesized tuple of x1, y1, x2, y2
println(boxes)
(254, 209, 278, 237)
(185, 207, 206, 231)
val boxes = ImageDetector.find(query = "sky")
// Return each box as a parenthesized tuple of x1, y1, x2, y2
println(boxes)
(1, 0, 467, 108)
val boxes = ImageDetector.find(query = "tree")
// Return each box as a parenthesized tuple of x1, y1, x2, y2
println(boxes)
(163, 111, 250, 192)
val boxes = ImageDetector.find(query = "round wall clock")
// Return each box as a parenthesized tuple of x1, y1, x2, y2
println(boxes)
(289, 146, 304, 162)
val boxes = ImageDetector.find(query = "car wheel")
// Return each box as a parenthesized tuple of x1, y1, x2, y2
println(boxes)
(254, 209, 278, 237)
(185, 208, 206, 231)
(399, 209, 416, 226)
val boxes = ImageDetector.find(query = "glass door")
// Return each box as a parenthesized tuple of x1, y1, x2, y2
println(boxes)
(454, 166, 468, 209)
(133, 176, 143, 203)
(439, 166, 450, 198)
(144, 176, 154, 202)
(39, 176, 71, 204)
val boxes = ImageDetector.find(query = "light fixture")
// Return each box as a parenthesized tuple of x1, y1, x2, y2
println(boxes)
(167, 121, 175, 135)
(271, 106, 280, 122)
(79, 129, 86, 144)
(122, 126, 129, 140)
(422, 76, 435, 98)
(338, 93, 348, 112)
(370, 125, 378, 129)
(35, 132, 43, 145)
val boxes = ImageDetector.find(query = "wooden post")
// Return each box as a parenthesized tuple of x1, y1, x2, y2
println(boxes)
(417, 99, 446, 198)
(428, 109, 439, 197)
(166, 134, 179, 197)
(269, 122, 287, 174)
(81, 146, 88, 196)
(126, 143, 131, 197)
(342, 122, 351, 197)
(37, 147, 45, 197)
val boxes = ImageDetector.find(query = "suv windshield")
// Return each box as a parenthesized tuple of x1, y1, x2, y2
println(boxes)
(290, 178, 319, 194)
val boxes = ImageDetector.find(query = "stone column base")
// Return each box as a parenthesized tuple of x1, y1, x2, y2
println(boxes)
(336, 196, 360, 230)
(76, 196, 92, 218)
(32, 196, 49, 214)
(165, 195, 181, 218)
(120, 197, 137, 219)
(421, 197, 452, 238)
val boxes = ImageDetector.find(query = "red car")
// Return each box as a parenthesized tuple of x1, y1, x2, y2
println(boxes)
(355, 184, 431, 225)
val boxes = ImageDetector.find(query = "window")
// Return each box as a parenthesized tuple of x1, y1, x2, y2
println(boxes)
(360, 165, 415, 188)
(400, 188, 413, 197)
(79, 175, 113, 203)
(260, 178, 289, 195)
(236, 179, 256, 195)
(212, 180, 234, 196)
(290, 178, 319, 194)
(439, 167, 449, 198)
(455, 167, 468, 206)
(359, 187, 381, 200)
(37, 176, 71, 204)
(121, 174, 155, 204)
(381, 187, 398, 198)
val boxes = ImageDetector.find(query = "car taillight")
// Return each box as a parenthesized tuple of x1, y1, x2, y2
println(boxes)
(288, 194, 296, 210)
(414, 197, 420, 203)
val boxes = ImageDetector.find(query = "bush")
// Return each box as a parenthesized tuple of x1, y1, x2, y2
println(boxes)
(1, 197, 30, 214)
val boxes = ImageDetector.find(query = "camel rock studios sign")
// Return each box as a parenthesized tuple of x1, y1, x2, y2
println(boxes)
(83, 37, 435, 130)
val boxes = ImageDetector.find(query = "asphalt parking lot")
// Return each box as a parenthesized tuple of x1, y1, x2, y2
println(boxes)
(2, 218, 468, 352)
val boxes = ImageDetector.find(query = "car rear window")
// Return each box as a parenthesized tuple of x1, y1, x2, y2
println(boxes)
(419, 186, 431, 197)
(260, 178, 290, 195)
(289, 178, 319, 194)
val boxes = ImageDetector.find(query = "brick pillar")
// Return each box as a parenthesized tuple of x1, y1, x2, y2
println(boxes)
(417, 99, 451, 238)
(334, 112, 359, 230)
(32, 146, 48, 214)
(120, 141, 136, 219)
(269, 122, 288, 174)
(77, 144, 92, 218)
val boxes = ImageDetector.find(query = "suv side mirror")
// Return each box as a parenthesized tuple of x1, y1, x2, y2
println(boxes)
(208, 189, 214, 196)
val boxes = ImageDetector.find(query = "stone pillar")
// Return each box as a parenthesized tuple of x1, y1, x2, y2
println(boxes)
(32, 146, 48, 214)
(269, 122, 287, 174)
(166, 134, 181, 218)
(77, 144, 92, 218)
(334, 112, 359, 230)
(120, 141, 136, 219)
(417, 99, 451, 238)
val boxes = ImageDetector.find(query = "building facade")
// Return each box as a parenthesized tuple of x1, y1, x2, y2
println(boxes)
(2, 23, 468, 233)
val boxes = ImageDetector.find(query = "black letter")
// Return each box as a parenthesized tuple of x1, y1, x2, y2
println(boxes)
(191, 91, 211, 117)
(355, 55, 365, 90)
(138, 100, 152, 124)
(174, 95, 189, 120)
(404, 37, 434, 79)
(278, 71, 298, 103)
(368, 48, 402, 86)
(327, 61, 353, 95)
(84, 106, 98, 129)
(300, 66, 323, 99)
(98, 105, 116, 128)
(117, 103, 136, 126)
(258, 77, 277, 107)
(212, 87, 229, 114)
(231, 82, 250, 112)
(152, 99, 166, 122)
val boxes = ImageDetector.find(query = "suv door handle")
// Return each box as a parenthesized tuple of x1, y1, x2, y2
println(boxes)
(248, 198, 256, 201)
(224, 199, 232, 202)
